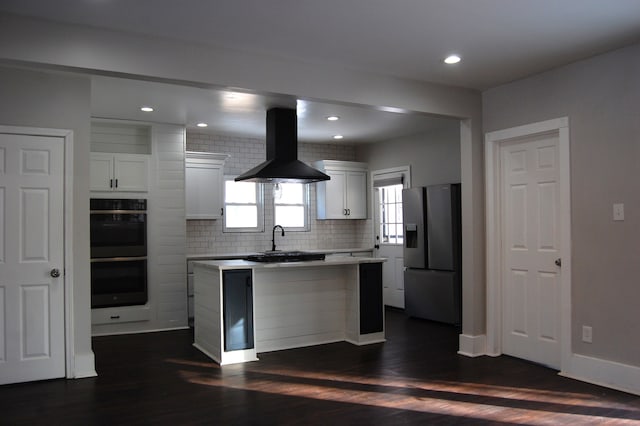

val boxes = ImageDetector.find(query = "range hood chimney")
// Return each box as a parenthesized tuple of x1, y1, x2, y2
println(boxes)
(235, 107, 330, 183)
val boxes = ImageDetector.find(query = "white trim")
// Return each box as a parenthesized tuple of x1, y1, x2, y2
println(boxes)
(370, 165, 411, 247)
(222, 176, 265, 233)
(72, 351, 97, 378)
(560, 354, 640, 396)
(484, 117, 571, 369)
(370, 165, 412, 188)
(0, 125, 90, 379)
(458, 334, 487, 357)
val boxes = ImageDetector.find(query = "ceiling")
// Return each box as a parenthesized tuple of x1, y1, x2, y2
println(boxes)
(3, 0, 640, 142)
(90, 76, 457, 143)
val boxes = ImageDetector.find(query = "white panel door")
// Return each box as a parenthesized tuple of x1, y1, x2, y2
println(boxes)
(373, 182, 405, 308)
(346, 171, 367, 219)
(501, 133, 561, 369)
(0, 133, 65, 384)
(324, 170, 347, 218)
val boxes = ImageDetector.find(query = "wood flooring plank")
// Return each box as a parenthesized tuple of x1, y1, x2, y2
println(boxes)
(1, 308, 639, 425)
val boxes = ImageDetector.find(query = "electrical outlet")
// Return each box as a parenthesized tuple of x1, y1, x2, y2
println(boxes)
(613, 203, 624, 221)
(582, 325, 593, 343)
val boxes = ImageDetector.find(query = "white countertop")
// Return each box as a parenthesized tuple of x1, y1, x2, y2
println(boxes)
(192, 256, 385, 271)
(186, 247, 375, 261)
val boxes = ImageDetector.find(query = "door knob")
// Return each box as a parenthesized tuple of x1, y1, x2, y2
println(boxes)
(50, 268, 61, 278)
(554, 258, 562, 267)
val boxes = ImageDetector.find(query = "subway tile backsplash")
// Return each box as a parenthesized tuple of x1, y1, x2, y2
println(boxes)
(186, 131, 373, 254)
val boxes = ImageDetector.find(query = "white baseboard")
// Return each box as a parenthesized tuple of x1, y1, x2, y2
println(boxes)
(71, 351, 97, 378)
(458, 333, 486, 357)
(560, 353, 640, 396)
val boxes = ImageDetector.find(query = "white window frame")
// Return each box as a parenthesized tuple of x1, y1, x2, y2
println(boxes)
(223, 176, 264, 233)
(272, 182, 310, 231)
(372, 165, 410, 248)
(376, 183, 404, 245)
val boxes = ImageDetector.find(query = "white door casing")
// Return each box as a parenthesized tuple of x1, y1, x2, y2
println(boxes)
(485, 118, 571, 371)
(372, 166, 410, 309)
(0, 127, 74, 384)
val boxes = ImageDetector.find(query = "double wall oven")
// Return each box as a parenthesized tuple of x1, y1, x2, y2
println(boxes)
(90, 199, 148, 308)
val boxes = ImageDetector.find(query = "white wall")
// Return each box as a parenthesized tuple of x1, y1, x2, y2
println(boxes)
(483, 42, 640, 367)
(186, 132, 372, 254)
(0, 66, 95, 377)
(357, 124, 461, 187)
(0, 12, 485, 348)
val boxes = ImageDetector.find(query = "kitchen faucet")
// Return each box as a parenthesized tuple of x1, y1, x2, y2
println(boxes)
(271, 225, 285, 252)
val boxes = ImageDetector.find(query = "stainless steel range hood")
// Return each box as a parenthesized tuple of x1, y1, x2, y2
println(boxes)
(235, 107, 330, 183)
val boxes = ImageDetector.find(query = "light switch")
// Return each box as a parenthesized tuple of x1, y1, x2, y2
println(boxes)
(613, 203, 624, 221)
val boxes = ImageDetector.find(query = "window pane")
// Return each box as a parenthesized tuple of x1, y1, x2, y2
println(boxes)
(276, 183, 303, 204)
(225, 205, 258, 228)
(275, 205, 305, 228)
(226, 181, 256, 203)
(377, 183, 404, 246)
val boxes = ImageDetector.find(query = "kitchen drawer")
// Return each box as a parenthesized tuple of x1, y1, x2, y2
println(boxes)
(92, 305, 151, 325)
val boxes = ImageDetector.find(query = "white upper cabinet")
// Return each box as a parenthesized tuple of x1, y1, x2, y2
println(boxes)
(90, 153, 149, 192)
(90, 120, 151, 192)
(185, 152, 228, 220)
(314, 160, 368, 219)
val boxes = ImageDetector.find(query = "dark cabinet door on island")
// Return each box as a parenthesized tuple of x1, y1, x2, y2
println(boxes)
(223, 269, 254, 351)
(359, 263, 384, 334)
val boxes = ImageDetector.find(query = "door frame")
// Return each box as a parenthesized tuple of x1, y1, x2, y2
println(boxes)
(371, 165, 411, 307)
(370, 165, 412, 248)
(0, 125, 75, 379)
(485, 117, 571, 371)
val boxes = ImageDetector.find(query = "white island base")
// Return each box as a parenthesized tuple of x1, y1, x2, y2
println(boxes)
(193, 257, 385, 365)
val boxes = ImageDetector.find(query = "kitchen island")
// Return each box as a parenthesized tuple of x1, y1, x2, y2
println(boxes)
(192, 256, 385, 365)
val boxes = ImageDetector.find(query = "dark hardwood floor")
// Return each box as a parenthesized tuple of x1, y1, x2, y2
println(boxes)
(2, 308, 640, 425)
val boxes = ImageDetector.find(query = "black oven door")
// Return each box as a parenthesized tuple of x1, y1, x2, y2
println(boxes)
(91, 257, 148, 308)
(90, 212, 147, 258)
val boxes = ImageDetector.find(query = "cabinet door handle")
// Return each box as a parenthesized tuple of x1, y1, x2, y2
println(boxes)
(347, 208, 351, 216)
(221, 208, 224, 216)
(109, 178, 113, 188)
(115, 179, 118, 188)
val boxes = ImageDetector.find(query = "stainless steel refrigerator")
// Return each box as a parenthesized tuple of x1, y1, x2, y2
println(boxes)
(402, 184, 461, 325)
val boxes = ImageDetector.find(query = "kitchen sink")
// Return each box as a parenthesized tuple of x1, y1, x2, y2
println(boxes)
(245, 251, 325, 263)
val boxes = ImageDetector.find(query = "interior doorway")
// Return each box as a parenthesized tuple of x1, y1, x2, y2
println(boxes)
(0, 126, 74, 384)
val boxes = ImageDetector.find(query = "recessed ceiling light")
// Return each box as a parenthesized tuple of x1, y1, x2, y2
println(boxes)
(444, 55, 461, 65)
(326, 116, 340, 121)
(140, 106, 154, 112)
(333, 135, 344, 140)
(196, 123, 208, 128)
